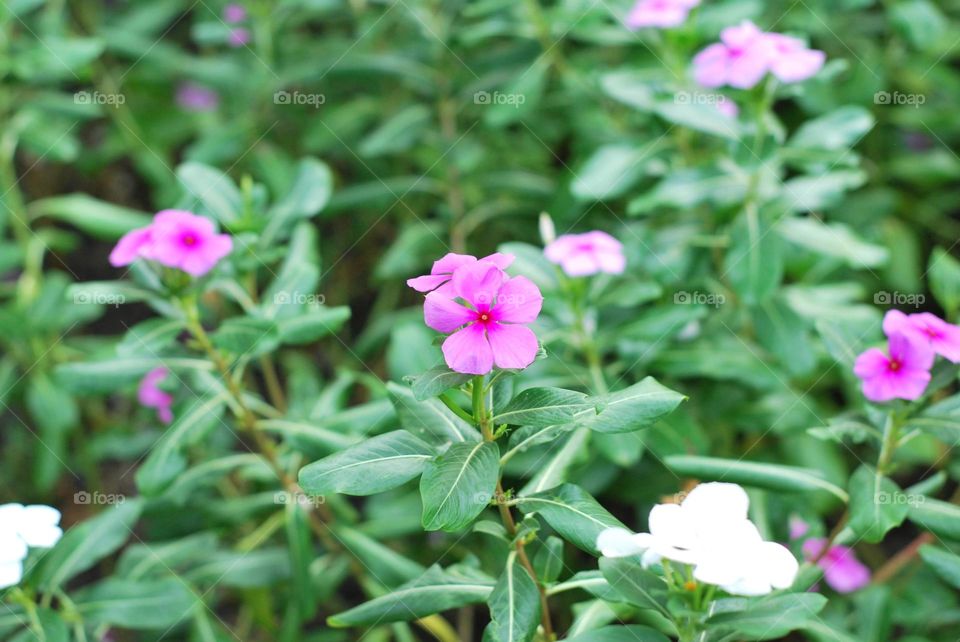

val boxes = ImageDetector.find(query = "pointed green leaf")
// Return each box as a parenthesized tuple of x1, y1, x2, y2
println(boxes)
(420, 441, 499, 531)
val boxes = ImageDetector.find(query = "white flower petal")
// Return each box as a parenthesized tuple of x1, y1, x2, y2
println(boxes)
(0, 504, 24, 523)
(0, 560, 22, 589)
(682, 482, 750, 526)
(597, 528, 644, 558)
(18, 506, 62, 548)
(649, 503, 697, 550)
(760, 541, 799, 589)
(0, 527, 27, 564)
(721, 574, 772, 596)
(693, 547, 744, 586)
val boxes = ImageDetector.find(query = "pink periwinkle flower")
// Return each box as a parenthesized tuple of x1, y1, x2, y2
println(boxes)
(626, 0, 700, 30)
(138, 367, 174, 424)
(176, 83, 219, 112)
(883, 309, 960, 363)
(228, 28, 251, 47)
(223, 3, 247, 23)
(716, 96, 739, 118)
(693, 21, 824, 90)
(853, 332, 934, 402)
(110, 210, 233, 277)
(802, 538, 871, 593)
(422, 260, 542, 375)
(407, 252, 514, 297)
(544, 231, 626, 277)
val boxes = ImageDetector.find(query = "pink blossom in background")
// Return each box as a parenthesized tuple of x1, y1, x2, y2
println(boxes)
(544, 231, 626, 277)
(853, 331, 934, 402)
(138, 367, 174, 424)
(176, 83, 219, 112)
(223, 3, 247, 23)
(422, 260, 542, 375)
(626, 0, 700, 29)
(802, 538, 871, 593)
(716, 96, 739, 118)
(110, 210, 233, 277)
(407, 252, 514, 297)
(693, 20, 825, 89)
(883, 309, 960, 363)
(228, 28, 251, 47)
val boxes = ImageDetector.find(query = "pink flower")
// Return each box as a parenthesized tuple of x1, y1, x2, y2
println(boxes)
(802, 538, 870, 593)
(423, 261, 542, 375)
(544, 231, 626, 277)
(228, 28, 251, 47)
(223, 3, 247, 23)
(110, 210, 233, 277)
(176, 83, 219, 112)
(853, 332, 934, 402)
(716, 96, 739, 118)
(407, 252, 514, 297)
(883, 309, 960, 363)
(138, 367, 174, 424)
(626, 0, 700, 29)
(693, 21, 824, 89)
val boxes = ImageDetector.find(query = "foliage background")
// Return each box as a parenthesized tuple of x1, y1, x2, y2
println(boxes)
(3, 0, 960, 640)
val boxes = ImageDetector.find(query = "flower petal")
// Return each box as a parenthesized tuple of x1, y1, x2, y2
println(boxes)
(486, 323, 539, 370)
(494, 276, 543, 324)
(821, 545, 870, 593)
(682, 482, 750, 525)
(442, 324, 494, 375)
(109, 227, 153, 267)
(597, 527, 644, 557)
(0, 560, 23, 589)
(424, 292, 476, 333)
(453, 261, 505, 310)
(432, 253, 477, 275)
(407, 274, 451, 293)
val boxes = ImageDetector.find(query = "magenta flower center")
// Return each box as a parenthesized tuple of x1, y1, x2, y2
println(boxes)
(182, 233, 198, 247)
(888, 359, 901, 372)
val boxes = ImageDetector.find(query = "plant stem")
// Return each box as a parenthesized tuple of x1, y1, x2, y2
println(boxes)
(877, 410, 902, 475)
(473, 375, 555, 640)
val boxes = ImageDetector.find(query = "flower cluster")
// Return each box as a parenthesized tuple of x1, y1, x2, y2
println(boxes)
(544, 231, 626, 277)
(138, 367, 174, 424)
(626, 0, 700, 30)
(111, 210, 233, 277)
(408, 253, 543, 375)
(854, 310, 960, 402)
(693, 20, 825, 90)
(224, 3, 250, 47)
(597, 483, 799, 596)
(0, 504, 62, 589)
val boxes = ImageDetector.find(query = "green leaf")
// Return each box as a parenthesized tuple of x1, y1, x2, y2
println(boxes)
(420, 441, 499, 531)
(908, 497, 960, 540)
(919, 545, 960, 589)
(488, 554, 541, 642)
(13, 37, 104, 81)
(299, 430, 435, 496)
(664, 455, 848, 501)
(587, 377, 685, 434)
(928, 247, 960, 317)
(176, 162, 242, 224)
(565, 625, 671, 642)
(8, 608, 67, 642)
(263, 157, 333, 244)
(598, 557, 669, 614)
(778, 218, 888, 268)
(117, 318, 186, 357)
(30, 193, 151, 239)
(277, 305, 351, 344)
(725, 210, 783, 305)
(211, 317, 279, 356)
(515, 484, 625, 554)
(54, 356, 169, 393)
(653, 98, 741, 140)
(847, 465, 908, 543)
(388, 381, 480, 444)
(35, 500, 143, 589)
(410, 364, 471, 401)
(328, 566, 493, 626)
(186, 549, 291, 588)
(493, 387, 591, 427)
(789, 106, 875, 151)
(74, 578, 196, 629)
(571, 144, 650, 200)
(706, 594, 828, 640)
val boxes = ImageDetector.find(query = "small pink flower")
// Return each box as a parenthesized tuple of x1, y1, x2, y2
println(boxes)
(765, 33, 825, 83)
(544, 231, 626, 277)
(626, 0, 700, 29)
(223, 3, 247, 23)
(883, 309, 960, 363)
(176, 83, 219, 112)
(110, 210, 233, 277)
(853, 332, 934, 402)
(407, 252, 514, 297)
(228, 28, 251, 47)
(802, 538, 870, 593)
(716, 96, 739, 118)
(138, 367, 174, 424)
(423, 261, 542, 375)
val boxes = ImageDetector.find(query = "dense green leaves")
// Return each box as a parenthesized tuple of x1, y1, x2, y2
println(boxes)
(598, 557, 669, 615)
(493, 387, 592, 427)
(299, 430, 435, 496)
(847, 465, 909, 543)
(488, 554, 541, 642)
(420, 441, 499, 531)
(515, 484, 625, 554)
(706, 594, 828, 639)
(74, 578, 196, 629)
(587, 378, 685, 433)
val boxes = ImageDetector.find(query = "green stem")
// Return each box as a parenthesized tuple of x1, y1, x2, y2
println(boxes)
(878, 410, 903, 475)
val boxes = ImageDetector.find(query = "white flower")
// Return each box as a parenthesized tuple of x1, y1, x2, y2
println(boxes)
(0, 504, 63, 589)
(596, 482, 798, 597)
